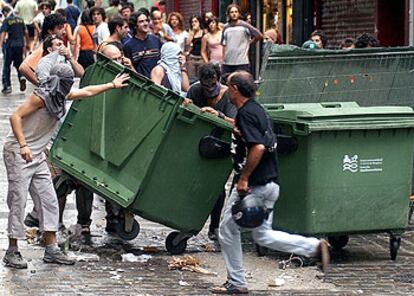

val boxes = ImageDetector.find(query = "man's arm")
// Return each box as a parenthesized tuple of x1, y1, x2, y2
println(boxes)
(59, 46, 84, 77)
(0, 31, 6, 46)
(237, 144, 266, 194)
(10, 94, 45, 162)
(150, 65, 165, 85)
(19, 62, 38, 85)
(67, 73, 129, 100)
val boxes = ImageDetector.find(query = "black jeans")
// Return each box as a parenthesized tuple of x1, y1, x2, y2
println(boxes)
(3, 46, 23, 88)
(76, 185, 94, 226)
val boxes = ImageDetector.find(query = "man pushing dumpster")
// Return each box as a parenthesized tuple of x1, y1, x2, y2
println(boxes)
(3, 63, 129, 269)
(211, 71, 330, 294)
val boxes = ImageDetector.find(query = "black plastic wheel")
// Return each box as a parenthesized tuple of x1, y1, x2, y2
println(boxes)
(116, 219, 140, 240)
(328, 235, 349, 250)
(255, 244, 268, 257)
(390, 235, 401, 261)
(53, 175, 74, 199)
(165, 231, 188, 255)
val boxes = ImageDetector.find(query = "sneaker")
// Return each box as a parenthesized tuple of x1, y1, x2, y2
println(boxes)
(1, 86, 11, 94)
(211, 281, 248, 294)
(3, 251, 28, 269)
(19, 78, 26, 92)
(24, 213, 39, 228)
(43, 248, 75, 265)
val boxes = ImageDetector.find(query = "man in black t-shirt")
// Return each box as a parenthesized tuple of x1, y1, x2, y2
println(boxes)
(212, 71, 330, 295)
(0, 5, 28, 94)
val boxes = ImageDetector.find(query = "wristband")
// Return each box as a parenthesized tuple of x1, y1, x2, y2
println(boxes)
(20, 144, 27, 148)
(111, 82, 116, 89)
(218, 111, 225, 119)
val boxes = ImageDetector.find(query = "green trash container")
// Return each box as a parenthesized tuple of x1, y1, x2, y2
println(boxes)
(258, 44, 414, 106)
(50, 54, 233, 253)
(265, 102, 414, 260)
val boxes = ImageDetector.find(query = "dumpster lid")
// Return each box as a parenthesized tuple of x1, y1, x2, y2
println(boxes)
(266, 103, 414, 134)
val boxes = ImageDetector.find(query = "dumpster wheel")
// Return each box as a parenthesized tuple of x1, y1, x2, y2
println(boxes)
(116, 219, 140, 240)
(390, 235, 401, 261)
(327, 235, 349, 251)
(165, 231, 189, 255)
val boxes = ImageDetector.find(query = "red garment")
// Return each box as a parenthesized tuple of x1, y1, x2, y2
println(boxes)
(153, 0, 165, 14)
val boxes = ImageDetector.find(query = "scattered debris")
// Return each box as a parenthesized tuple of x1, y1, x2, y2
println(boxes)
(201, 244, 214, 252)
(278, 254, 305, 270)
(168, 256, 216, 275)
(179, 280, 190, 286)
(67, 252, 100, 262)
(25, 228, 38, 245)
(143, 246, 161, 253)
(269, 277, 285, 287)
(121, 253, 152, 263)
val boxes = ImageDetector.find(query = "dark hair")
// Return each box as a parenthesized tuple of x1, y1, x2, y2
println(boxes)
(130, 10, 149, 35)
(228, 71, 257, 98)
(342, 37, 355, 48)
(189, 15, 202, 30)
(159, 0, 166, 5)
(311, 30, 328, 48)
(39, 1, 52, 9)
(90, 7, 106, 21)
(120, 2, 134, 13)
(41, 13, 66, 40)
(199, 63, 221, 82)
(80, 10, 93, 25)
(137, 7, 150, 17)
(226, 4, 241, 16)
(150, 6, 159, 14)
(86, 0, 95, 9)
(55, 8, 67, 19)
(66, 0, 73, 4)
(43, 35, 63, 53)
(1, 5, 11, 15)
(108, 16, 126, 34)
(355, 33, 380, 48)
(206, 16, 218, 33)
(111, 0, 120, 6)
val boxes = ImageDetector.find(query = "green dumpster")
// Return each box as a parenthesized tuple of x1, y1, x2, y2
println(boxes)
(266, 102, 414, 260)
(258, 44, 414, 107)
(50, 54, 233, 253)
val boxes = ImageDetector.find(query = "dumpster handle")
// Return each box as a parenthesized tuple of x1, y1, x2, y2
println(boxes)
(320, 103, 342, 108)
(177, 107, 197, 125)
(265, 104, 285, 110)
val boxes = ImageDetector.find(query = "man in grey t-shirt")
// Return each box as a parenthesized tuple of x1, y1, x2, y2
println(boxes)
(221, 4, 262, 77)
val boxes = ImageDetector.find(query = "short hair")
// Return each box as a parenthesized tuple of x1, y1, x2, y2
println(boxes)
(89, 6, 106, 21)
(226, 4, 241, 16)
(55, 8, 67, 19)
(39, 1, 52, 9)
(86, 0, 95, 9)
(130, 10, 149, 34)
(1, 5, 11, 15)
(167, 12, 184, 31)
(111, 0, 120, 6)
(66, 0, 73, 4)
(120, 2, 134, 13)
(43, 35, 63, 53)
(228, 71, 257, 98)
(108, 16, 126, 34)
(41, 13, 66, 40)
(355, 33, 380, 48)
(311, 30, 328, 48)
(199, 63, 221, 82)
(342, 37, 355, 48)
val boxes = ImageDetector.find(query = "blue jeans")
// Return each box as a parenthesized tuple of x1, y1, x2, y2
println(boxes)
(3, 46, 23, 89)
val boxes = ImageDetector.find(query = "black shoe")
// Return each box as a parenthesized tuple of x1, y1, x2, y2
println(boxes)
(24, 213, 39, 228)
(19, 78, 26, 92)
(1, 86, 11, 94)
(105, 222, 117, 233)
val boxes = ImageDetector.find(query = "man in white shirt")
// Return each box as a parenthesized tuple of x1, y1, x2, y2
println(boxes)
(90, 7, 110, 44)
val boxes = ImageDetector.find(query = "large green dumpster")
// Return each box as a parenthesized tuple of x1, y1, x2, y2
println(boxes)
(50, 54, 233, 253)
(258, 45, 414, 106)
(266, 102, 414, 260)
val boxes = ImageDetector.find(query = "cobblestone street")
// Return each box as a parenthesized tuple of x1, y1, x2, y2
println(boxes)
(0, 72, 413, 295)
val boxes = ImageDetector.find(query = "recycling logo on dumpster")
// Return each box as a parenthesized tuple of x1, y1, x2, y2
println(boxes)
(343, 155, 383, 173)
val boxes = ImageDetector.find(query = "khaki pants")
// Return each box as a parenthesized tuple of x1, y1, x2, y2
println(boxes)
(4, 148, 59, 239)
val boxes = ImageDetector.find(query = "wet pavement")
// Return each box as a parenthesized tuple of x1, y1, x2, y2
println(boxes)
(0, 69, 413, 295)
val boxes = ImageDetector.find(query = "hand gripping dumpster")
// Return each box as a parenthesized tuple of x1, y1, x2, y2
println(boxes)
(265, 102, 414, 260)
(49, 54, 233, 254)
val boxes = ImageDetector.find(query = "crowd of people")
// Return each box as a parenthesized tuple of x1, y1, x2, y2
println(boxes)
(1, 0, 384, 293)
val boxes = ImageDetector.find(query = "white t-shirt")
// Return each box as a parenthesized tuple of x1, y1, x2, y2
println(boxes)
(174, 30, 189, 52)
(95, 22, 110, 44)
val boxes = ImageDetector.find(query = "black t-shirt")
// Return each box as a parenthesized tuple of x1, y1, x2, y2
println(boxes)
(1, 15, 26, 48)
(123, 35, 162, 78)
(232, 99, 278, 186)
(187, 82, 237, 118)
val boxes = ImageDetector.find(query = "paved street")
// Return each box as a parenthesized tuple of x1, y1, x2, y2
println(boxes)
(0, 70, 413, 295)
